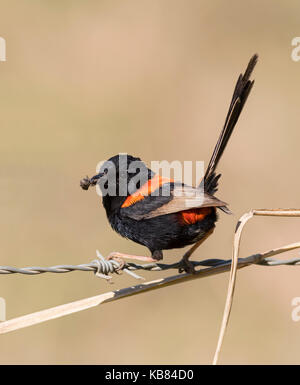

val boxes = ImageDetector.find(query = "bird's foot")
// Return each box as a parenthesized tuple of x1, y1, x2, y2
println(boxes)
(178, 258, 196, 274)
(107, 252, 126, 272)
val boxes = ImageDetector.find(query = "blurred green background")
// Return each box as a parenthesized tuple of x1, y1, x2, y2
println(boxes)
(1, 0, 300, 364)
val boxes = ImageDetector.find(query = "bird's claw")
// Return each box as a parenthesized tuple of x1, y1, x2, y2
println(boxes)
(107, 252, 126, 272)
(178, 258, 196, 274)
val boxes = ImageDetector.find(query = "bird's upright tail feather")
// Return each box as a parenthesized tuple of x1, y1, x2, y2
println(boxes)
(203, 54, 258, 196)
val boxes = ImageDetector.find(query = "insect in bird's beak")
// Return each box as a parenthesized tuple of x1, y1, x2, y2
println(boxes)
(80, 172, 104, 190)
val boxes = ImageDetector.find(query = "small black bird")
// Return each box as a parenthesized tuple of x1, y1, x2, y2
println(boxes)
(80, 55, 258, 273)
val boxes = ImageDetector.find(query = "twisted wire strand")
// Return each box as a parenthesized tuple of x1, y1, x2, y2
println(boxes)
(0, 254, 299, 278)
(0, 264, 98, 275)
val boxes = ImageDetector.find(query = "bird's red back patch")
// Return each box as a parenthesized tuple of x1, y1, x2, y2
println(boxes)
(180, 207, 212, 225)
(122, 174, 173, 208)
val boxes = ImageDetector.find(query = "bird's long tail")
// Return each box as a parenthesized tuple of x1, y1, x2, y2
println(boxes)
(203, 54, 258, 196)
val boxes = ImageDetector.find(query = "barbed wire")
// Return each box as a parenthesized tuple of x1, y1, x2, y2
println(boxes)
(1, 238, 300, 336)
(1, 249, 299, 282)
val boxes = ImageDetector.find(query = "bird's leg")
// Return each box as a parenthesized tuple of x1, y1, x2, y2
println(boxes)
(178, 227, 215, 274)
(107, 252, 158, 270)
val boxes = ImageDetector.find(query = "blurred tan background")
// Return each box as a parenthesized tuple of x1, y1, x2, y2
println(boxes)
(0, 0, 300, 364)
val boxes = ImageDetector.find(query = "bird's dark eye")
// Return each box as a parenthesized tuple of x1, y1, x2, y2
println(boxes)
(129, 167, 140, 174)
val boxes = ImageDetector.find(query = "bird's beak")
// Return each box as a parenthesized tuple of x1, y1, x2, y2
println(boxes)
(80, 172, 104, 190)
(90, 172, 105, 184)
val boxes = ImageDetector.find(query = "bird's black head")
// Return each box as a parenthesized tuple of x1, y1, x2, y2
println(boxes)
(80, 154, 153, 215)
